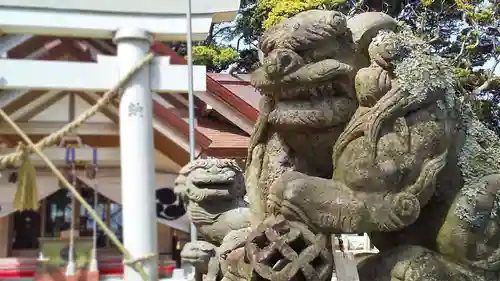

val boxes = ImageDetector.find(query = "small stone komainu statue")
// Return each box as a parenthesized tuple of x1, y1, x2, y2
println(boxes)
(174, 8, 500, 281)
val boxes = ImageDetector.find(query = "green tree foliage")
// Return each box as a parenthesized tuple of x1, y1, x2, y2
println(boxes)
(260, 0, 348, 29)
(172, 0, 499, 132)
(230, 0, 406, 45)
(168, 41, 243, 72)
(228, 0, 499, 132)
(192, 46, 239, 72)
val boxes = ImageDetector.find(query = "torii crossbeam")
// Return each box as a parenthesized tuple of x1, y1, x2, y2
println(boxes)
(0, 1, 241, 280)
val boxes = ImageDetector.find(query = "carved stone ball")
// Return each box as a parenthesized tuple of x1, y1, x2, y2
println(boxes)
(245, 216, 333, 281)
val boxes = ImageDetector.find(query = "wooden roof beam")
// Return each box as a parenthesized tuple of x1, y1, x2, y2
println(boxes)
(0, 0, 240, 40)
(0, 121, 118, 136)
(81, 90, 201, 164)
(67, 41, 211, 160)
(1, 38, 71, 114)
(0, 34, 32, 55)
(10, 91, 65, 121)
(0, 147, 179, 171)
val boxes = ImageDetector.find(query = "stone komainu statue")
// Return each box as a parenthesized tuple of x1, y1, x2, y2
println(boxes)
(174, 9, 500, 281)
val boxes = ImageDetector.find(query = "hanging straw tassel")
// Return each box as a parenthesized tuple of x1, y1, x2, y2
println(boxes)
(13, 143, 39, 211)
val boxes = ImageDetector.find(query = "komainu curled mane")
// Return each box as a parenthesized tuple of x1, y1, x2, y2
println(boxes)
(173, 10, 500, 281)
(245, 10, 368, 223)
(268, 23, 500, 281)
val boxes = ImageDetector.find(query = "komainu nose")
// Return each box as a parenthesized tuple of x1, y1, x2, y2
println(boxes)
(264, 48, 302, 78)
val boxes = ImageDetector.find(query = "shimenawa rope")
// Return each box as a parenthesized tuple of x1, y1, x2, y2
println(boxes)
(0, 52, 155, 167)
(0, 52, 155, 281)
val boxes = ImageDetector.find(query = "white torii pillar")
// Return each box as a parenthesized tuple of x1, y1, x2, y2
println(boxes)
(115, 28, 158, 281)
(0, 1, 241, 280)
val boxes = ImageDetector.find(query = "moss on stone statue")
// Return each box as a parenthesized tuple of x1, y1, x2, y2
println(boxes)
(395, 54, 455, 97)
(372, 25, 500, 227)
(456, 104, 500, 226)
(373, 27, 455, 106)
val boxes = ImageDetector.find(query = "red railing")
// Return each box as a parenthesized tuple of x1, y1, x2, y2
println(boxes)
(0, 261, 175, 278)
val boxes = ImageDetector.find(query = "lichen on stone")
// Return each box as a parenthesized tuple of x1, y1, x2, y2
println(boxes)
(370, 27, 500, 224)
(373, 27, 455, 101)
(492, 192, 500, 219)
(371, 24, 500, 227)
(455, 180, 489, 228)
(456, 104, 500, 225)
(368, 25, 456, 112)
(394, 54, 455, 98)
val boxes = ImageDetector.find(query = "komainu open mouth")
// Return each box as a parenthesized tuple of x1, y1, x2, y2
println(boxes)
(191, 172, 235, 185)
(251, 56, 357, 129)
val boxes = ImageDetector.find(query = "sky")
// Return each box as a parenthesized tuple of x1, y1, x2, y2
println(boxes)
(221, 29, 499, 75)
(485, 59, 500, 75)
(217, 4, 499, 76)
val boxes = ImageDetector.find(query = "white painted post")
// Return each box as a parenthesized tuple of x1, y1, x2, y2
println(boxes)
(114, 28, 158, 281)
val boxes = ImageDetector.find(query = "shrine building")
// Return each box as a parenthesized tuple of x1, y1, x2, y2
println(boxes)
(0, 35, 259, 279)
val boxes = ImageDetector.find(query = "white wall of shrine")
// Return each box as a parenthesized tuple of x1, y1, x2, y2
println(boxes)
(0, 88, 193, 259)
(0, 1, 242, 280)
(0, 77, 378, 261)
(0, 91, 181, 171)
(0, 167, 191, 256)
(30, 94, 112, 123)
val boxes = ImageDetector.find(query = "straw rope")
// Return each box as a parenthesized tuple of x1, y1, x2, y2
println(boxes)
(0, 52, 156, 281)
(124, 253, 158, 266)
(13, 142, 39, 211)
(0, 52, 154, 167)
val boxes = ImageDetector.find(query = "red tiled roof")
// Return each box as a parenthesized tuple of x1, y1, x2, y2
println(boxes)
(206, 73, 251, 84)
(3, 37, 254, 162)
(164, 106, 250, 154)
(150, 43, 260, 121)
(149, 42, 256, 157)
(197, 119, 249, 149)
(222, 84, 260, 110)
(206, 73, 261, 112)
(92, 39, 255, 152)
